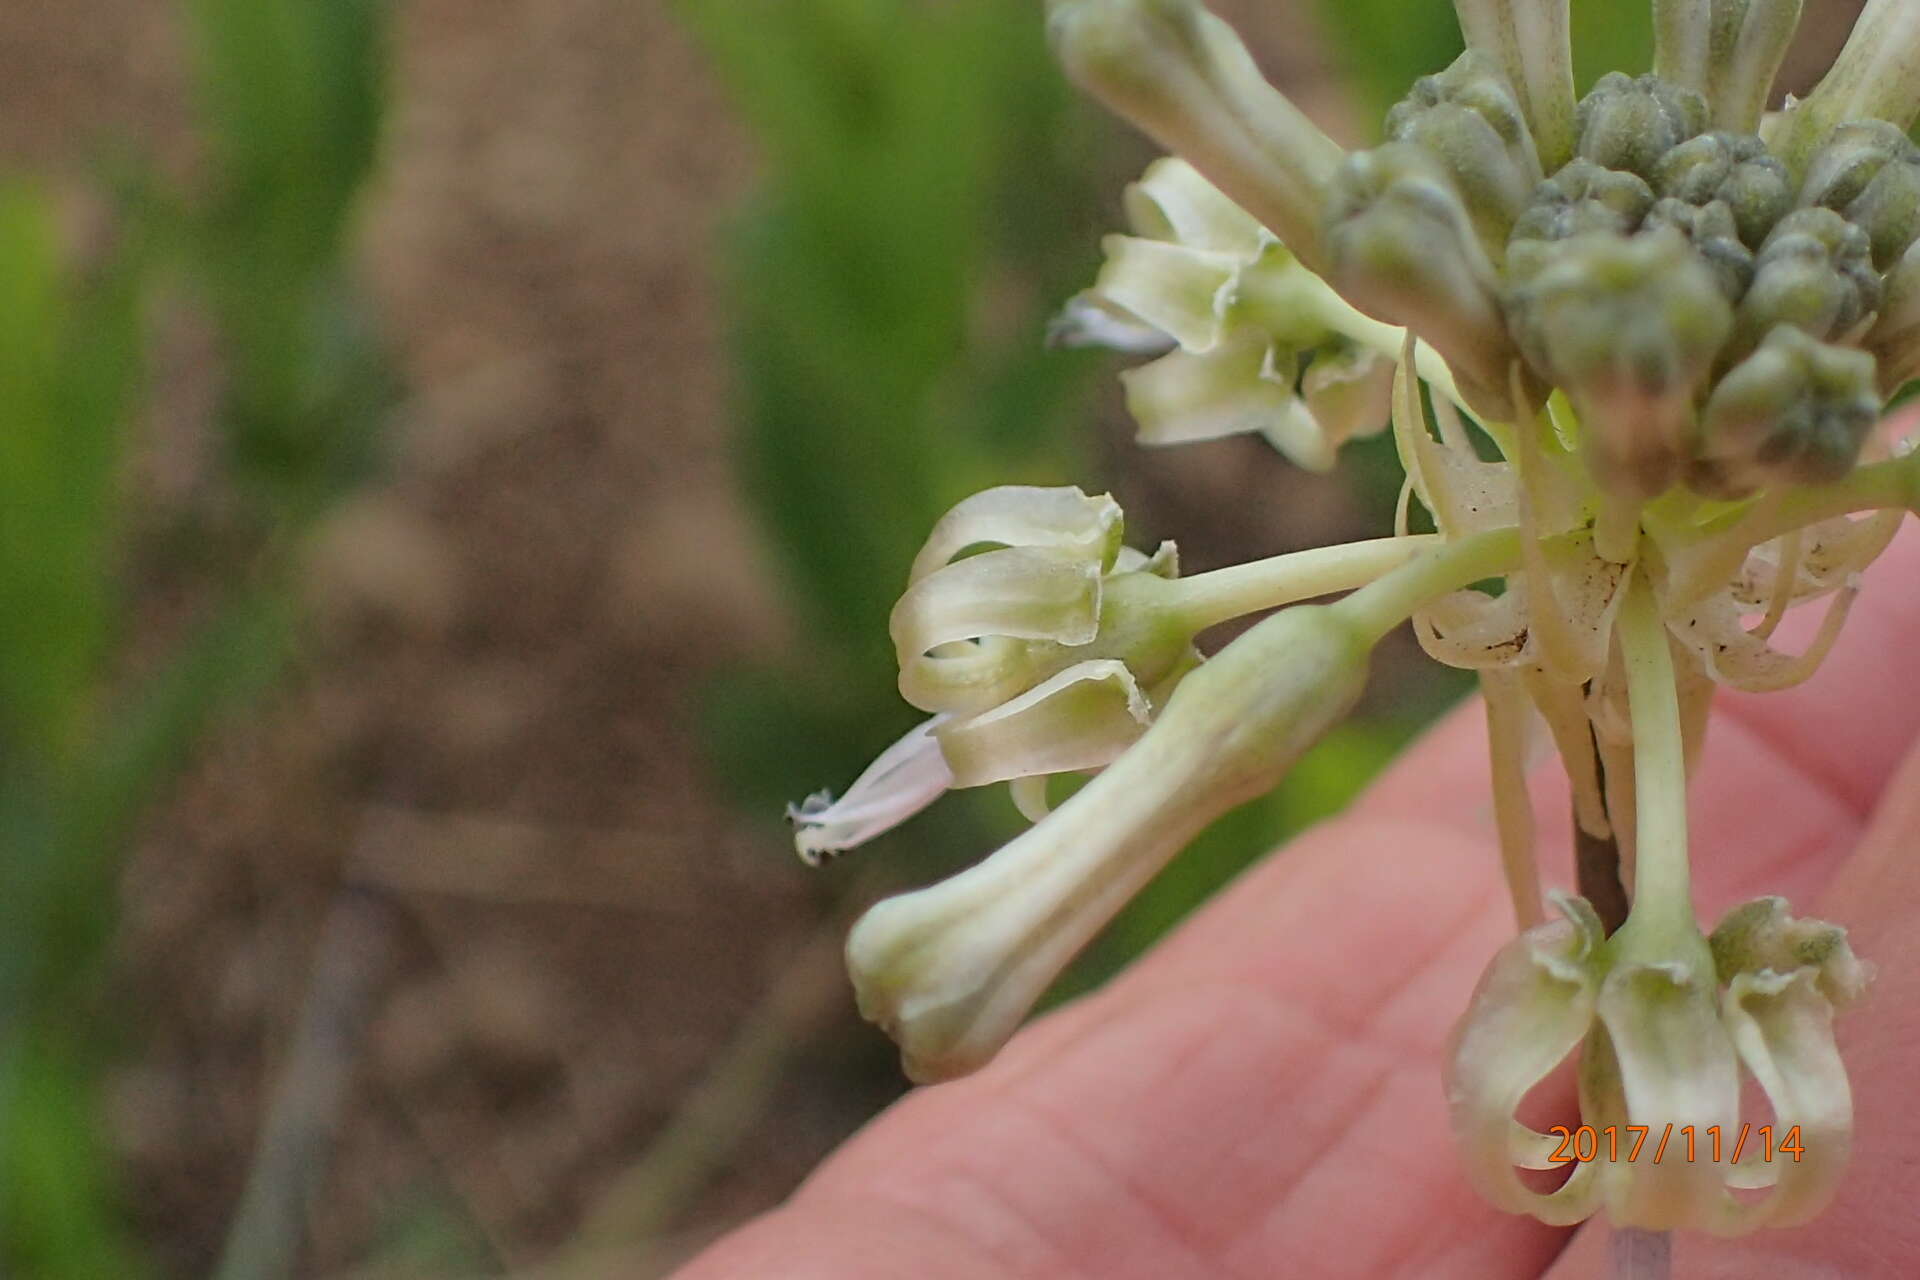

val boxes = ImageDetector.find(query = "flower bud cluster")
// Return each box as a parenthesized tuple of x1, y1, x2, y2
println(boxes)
(1490, 80, 1920, 497)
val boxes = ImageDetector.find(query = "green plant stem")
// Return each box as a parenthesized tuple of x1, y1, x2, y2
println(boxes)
(1615, 569, 1692, 938)
(1611, 1225, 1672, 1280)
(1691, 453, 1920, 550)
(1334, 525, 1523, 644)
(1170, 534, 1440, 633)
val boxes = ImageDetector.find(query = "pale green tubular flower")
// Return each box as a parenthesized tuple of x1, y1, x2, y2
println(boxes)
(1056, 157, 1398, 469)
(789, 0, 1920, 1246)
(793, 483, 1448, 859)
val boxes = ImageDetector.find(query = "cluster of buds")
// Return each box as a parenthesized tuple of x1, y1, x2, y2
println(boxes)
(792, 0, 1920, 1246)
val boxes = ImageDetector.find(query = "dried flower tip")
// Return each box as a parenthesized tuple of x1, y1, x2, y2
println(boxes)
(788, 718, 954, 864)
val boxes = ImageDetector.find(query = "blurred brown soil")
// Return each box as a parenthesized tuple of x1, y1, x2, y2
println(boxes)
(10, 2, 901, 1275)
(0, 2, 1394, 1275)
(2, 1, 1870, 1275)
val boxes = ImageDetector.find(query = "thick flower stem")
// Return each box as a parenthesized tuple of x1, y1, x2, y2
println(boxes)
(1335, 525, 1523, 644)
(1170, 534, 1440, 632)
(1735, 451, 1920, 544)
(1611, 1226, 1673, 1280)
(1616, 570, 1693, 939)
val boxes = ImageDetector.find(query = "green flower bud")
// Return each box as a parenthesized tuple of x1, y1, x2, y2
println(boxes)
(1642, 196, 1755, 301)
(1575, 72, 1709, 182)
(1843, 148, 1920, 270)
(1508, 227, 1734, 498)
(1735, 207, 1882, 353)
(1507, 159, 1655, 284)
(1651, 131, 1791, 247)
(1691, 326, 1880, 497)
(1047, 0, 1343, 273)
(1386, 50, 1543, 260)
(849, 602, 1371, 1081)
(1324, 142, 1517, 415)
(1797, 119, 1914, 214)
(1866, 237, 1920, 388)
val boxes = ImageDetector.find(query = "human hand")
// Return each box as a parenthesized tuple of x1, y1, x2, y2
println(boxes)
(674, 524, 1920, 1280)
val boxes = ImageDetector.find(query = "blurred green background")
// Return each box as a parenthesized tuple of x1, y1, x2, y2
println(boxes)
(0, 0, 1864, 1275)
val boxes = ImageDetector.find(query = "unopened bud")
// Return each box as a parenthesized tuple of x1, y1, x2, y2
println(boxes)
(1691, 325, 1879, 497)
(1386, 50, 1542, 260)
(1798, 119, 1913, 213)
(1507, 159, 1656, 285)
(1509, 227, 1733, 497)
(1324, 142, 1516, 415)
(1643, 196, 1755, 301)
(1575, 72, 1708, 182)
(1843, 148, 1920, 270)
(1651, 131, 1791, 247)
(1735, 207, 1882, 353)
(1048, 0, 1343, 272)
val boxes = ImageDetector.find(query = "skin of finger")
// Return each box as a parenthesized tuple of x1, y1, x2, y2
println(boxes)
(674, 526, 1920, 1280)
(1545, 735, 1920, 1280)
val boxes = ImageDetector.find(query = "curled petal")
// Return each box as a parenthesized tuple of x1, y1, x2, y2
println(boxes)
(936, 659, 1155, 788)
(910, 486, 1123, 585)
(1120, 333, 1338, 470)
(1715, 967, 1856, 1231)
(788, 718, 955, 864)
(1710, 896, 1871, 1008)
(1301, 344, 1394, 451)
(1444, 894, 1607, 1226)
(1123, 156, 1269, 257)
(894, 547, 1102, 656)
(1588, 958, 1742, 1231)
(1667, 574, 1859, 693)
(1094, 233, 1243, 353)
